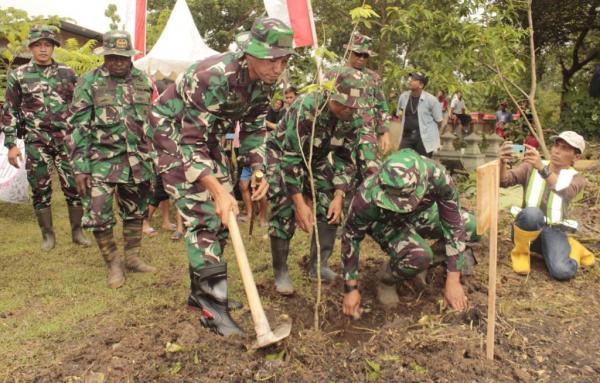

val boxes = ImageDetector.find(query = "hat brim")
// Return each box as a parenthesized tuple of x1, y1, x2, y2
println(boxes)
(549, 135, 584, 153)
(93, 46, 139, 57)
(28, 37, 61, 47)
(369, 182, 419, 214)
(343, 44, 377, 57)
(330, 93, 371, 109)
(236, 31, 297, 59)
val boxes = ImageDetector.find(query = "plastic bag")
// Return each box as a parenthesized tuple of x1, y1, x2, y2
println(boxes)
(0, 134, 29, 204)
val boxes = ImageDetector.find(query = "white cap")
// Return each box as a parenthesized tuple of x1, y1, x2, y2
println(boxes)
(550, 131, 585, 153)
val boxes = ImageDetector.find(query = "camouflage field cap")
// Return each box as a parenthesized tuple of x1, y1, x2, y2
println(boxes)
(371, 149, 429, 213)
(93, 30, 139, 57)
(344, 32, 377, 56)
(27, 25, 61, 47)
(326, 66, 372, 109)
(236, 17, 296, 59)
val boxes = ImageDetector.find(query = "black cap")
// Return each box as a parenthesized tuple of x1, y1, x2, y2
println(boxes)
(409, 71, 428, 86)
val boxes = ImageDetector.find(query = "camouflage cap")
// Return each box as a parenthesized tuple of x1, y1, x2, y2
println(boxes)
(93, 30, 139, 57)
(344, 32, 376, 56)
(326, 66, 372, 109)
(370, 149, 429, 213)
(27, 25, 61, 47)
(236, 17, 296, 59)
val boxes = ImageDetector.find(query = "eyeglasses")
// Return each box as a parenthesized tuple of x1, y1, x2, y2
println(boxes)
(352, 52, 370, 59)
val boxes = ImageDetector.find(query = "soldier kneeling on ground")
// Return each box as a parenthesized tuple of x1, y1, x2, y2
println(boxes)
(341, 149, 480, 316)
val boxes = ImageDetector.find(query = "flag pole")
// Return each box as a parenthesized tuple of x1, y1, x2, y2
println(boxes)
(306, 0, 322, 84)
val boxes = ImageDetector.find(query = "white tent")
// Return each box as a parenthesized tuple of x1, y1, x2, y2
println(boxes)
(134, 0, 218, 80)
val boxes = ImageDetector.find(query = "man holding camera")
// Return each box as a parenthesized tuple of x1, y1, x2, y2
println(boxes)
(499, 131, 594, 280)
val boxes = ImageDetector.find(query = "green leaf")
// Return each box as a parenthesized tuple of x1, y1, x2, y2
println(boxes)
(409, 361, 427, 375)
(265, 349, 286, 362)
(169, 361, 182, 375)
(165, 342, 183, 353)
(365, 359, 381, 381)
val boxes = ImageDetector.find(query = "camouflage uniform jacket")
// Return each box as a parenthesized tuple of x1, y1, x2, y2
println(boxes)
(342, 157, 467, 280)
(361, 67, 390, 136)
(2, 60, 77, 148)
(266, 92, 371, 196)
(149, 51, 273, 183)
(68, 65, 154, 183)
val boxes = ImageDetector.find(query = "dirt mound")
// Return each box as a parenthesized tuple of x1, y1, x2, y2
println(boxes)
(27, 240, 600, 382)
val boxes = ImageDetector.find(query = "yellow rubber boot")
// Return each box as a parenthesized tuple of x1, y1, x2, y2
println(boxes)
(568, 237, 595, 267)
(511, 226, 541, 275)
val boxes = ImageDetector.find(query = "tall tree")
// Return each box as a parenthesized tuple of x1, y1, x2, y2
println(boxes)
(517, 0, 600, 101)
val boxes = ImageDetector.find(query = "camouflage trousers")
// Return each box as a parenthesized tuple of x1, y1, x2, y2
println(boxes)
(269, 161, 336, 240)
(163, 150, 233, 269)
(371, 205, 479, 280)
(81, 179, 151, 232)
(25, 140, 80, 210)
(355, 131, 381, 181)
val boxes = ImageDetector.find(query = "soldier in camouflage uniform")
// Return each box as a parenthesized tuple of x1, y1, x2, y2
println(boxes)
(341, 149, 479, 316)
(3, 25, 90, 251)
(68, 30, 156, 289)
(344, 32, 391, 179)
(265, 67, 373, 295)
(148, 18, 295, 336)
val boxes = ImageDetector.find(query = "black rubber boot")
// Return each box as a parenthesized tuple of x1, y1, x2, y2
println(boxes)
(68, 205, 91, 246)
(271, 236, 294, 295)
(308, 222, 338, 282)
(188, 263, 243, 337)
(35, 207, 56, 252)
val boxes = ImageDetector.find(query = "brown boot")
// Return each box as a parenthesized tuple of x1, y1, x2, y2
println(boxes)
(94, 229, 125, 288)
(35, 207, 55, 252)
(123, 219, 156, 273)
(376, 260, 400, 306)
(68, 205, 91, 246)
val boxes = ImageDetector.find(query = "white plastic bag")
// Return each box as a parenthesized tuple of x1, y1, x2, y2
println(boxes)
(0, 134, 29, 204)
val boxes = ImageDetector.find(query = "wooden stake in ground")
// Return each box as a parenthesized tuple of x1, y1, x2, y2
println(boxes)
(476, 160, 500, 360)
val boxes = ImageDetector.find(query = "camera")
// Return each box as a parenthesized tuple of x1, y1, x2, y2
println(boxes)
(511, 144, 525, 154)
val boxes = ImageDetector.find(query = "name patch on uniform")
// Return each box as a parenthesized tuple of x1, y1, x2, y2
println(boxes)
(95, 94, 116, 106)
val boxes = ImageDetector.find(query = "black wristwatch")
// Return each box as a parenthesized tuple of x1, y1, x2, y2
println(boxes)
(344, 283, 359, 294)
(539, 165, 551, 179)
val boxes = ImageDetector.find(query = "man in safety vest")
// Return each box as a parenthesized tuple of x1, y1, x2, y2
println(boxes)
(499, 131, 594, 280)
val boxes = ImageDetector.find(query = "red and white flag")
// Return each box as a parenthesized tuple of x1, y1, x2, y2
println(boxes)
(263, 0, 317, 48)
(133, 0, 147, 60)
(123, 0, 147, 60)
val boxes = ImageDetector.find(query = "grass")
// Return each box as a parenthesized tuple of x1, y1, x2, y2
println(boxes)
(0, 179, 328, 380)
(2, 170, 599, 381)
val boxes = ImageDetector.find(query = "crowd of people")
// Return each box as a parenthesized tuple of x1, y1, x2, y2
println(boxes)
(1, 19, 594, 337)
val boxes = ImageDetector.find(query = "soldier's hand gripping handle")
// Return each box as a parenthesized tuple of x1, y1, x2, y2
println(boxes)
(248, 170, 264, 236)
(75, 174, 92, 196)
(250, 169, 267, 201)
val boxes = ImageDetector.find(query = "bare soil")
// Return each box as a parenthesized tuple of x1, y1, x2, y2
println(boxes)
(21, 233, 600, 382)
(3, 170, 600, 383)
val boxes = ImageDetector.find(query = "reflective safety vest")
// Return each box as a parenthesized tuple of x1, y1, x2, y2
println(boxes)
(524, 161, 578, 224)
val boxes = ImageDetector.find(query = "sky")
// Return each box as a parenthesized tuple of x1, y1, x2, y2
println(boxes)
(0, 0, 137, 34)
